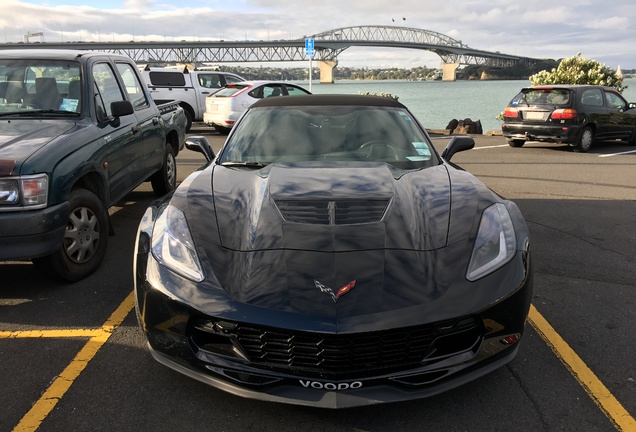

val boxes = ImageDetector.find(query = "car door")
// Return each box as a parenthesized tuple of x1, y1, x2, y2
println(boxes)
(604, 90, 634, 141)
(115, 61, 165, 177)
(578, 88, 610, 139)
(92, 61, 145, 204)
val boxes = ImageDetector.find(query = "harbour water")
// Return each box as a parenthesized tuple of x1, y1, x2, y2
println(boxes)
(305, 79, 636, 133)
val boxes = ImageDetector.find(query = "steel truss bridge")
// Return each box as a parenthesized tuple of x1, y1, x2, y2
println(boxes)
(0, 25, 536, 81)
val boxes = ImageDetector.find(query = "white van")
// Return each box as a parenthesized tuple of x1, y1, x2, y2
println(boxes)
(141, 67, 244, 131)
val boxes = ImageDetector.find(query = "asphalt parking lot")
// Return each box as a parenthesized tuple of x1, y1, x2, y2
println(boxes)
(1, 125, 635, 432)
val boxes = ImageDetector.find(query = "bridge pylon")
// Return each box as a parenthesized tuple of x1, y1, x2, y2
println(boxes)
(318, 59, 338, 84)
(442, 63, 460, 81)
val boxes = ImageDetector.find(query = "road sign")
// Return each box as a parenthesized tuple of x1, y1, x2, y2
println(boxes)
(305, 38, 315, 57)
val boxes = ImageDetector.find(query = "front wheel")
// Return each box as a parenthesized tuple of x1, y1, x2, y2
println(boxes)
(508, 139, 525, 148)
(33, 188, 109, 282)
(151, 145, 177, 196)
(573, 126, 593, 152)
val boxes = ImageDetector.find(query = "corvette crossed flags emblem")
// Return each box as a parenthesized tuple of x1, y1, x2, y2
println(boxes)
(314, 279, 357, 303)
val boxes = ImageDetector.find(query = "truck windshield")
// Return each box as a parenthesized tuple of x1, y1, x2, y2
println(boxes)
(0, 59, 82, 115)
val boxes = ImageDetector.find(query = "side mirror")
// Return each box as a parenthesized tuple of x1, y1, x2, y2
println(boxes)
(185, 135, 216, 162)
(110, 100, 134, 117)
(441, 136, 475, 161)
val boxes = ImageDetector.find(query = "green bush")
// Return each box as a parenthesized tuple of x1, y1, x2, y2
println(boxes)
(529, 53, 626, 93)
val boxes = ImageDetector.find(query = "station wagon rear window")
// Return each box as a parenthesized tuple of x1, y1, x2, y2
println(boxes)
(511, 89, 571, 106)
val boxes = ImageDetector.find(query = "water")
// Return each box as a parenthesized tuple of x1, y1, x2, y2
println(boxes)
(304, 79, 636, 133)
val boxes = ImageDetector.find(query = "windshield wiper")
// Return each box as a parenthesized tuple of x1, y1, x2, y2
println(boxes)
(220, 161, 270, 168)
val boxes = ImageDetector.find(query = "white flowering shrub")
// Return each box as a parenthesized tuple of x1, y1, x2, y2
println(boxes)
(529, 53, 626, 93)
(358, 91, 399, 100)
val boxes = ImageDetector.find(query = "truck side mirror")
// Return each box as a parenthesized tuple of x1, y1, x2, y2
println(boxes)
(111, 100, 134, 117)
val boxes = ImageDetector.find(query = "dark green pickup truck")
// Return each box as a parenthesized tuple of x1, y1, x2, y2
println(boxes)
(0, 49, 186, 281)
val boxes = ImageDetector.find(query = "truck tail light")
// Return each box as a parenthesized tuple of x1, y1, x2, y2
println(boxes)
(551, 109, 577, 120)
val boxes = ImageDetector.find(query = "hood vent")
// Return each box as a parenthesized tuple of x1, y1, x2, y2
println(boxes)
(275, 199, 390, 225)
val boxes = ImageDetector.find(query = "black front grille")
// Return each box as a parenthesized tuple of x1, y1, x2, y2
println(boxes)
(275, 199, 389, 225)
(190, 316, 481, 378)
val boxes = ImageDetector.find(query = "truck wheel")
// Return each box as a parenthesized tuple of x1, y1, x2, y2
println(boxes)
(508, 139, 525, 148)
(183, 109, 193, 132)
(573, 126, 593, 152)
(151, 145, 177, 196)
(32, 188, 108, 282)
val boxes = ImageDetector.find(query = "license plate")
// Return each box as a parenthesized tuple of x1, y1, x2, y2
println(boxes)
(524, 111, 546, 120)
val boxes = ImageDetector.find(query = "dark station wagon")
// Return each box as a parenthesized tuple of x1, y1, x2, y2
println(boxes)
(501, 85, 636, 152)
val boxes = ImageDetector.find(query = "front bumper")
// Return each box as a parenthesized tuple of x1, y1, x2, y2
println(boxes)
(0, 202, 69, 260)
(148, 340, 520, 408)
(502, 122, 581, 144)
(134, 247, 533, 408)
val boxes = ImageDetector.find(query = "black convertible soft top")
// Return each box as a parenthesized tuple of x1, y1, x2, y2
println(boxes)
(251, 93, 407, 109)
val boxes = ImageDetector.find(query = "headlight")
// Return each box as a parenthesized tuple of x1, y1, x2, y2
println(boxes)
(151, 204, 204, 282)
(0, 174, 48, 209)
(466, 203, 517, 281)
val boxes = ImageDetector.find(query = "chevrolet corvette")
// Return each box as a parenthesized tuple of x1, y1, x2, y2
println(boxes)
(134, 94, 533, 408)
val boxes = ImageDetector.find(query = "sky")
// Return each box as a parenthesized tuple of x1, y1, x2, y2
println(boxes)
(1, 0, 634, 70)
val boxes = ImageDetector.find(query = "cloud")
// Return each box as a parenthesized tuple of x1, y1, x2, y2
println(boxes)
(585, 16, 630, 30)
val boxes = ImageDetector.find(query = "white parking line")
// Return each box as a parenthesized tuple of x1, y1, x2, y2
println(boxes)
(598, 149, 636, 158)
(474, 145, 509, 150)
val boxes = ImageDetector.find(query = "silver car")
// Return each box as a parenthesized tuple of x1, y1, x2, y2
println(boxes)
(203, 80, 311, 133)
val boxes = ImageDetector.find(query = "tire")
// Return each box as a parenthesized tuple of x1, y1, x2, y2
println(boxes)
(32, 188, 108, 282)
(573, 126, 593, 152)
(508, 139, 525, 148)
(214, 126, 230, 135)
(183, 108, 193, 132)
(151, 145, 177, 196)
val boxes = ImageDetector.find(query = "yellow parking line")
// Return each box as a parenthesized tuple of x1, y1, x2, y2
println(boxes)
(12, 292, 135, 432)
(0, 329, 104, 339)
(528, 304, 636, 432)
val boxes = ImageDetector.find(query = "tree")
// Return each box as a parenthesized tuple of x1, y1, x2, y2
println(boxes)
(529, 53, 626, 93)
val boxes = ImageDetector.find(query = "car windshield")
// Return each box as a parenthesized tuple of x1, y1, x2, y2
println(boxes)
(219, 105, 438, 169)
(512, 88, 572, 106)
(0, 59, 82, 115)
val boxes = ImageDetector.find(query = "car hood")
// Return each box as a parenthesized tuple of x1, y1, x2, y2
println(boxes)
(210, 162, 453, 252)
(175, 162, 491, 320)
(0, 120, 76, 175)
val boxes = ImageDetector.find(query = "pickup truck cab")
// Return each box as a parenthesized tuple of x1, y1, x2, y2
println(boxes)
(141, 66, 244, 131)
(0, 49, 187, 281)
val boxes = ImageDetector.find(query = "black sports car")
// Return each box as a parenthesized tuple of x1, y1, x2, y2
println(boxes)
(134, 94, 533, 408)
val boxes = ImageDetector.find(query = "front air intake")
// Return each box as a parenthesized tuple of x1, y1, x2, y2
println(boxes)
(275, 200, 389, 225)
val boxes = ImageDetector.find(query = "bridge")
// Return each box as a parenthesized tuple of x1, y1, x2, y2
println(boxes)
(0, 25, 536, 82)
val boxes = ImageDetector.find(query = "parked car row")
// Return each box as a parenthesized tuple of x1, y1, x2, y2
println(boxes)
(140, 67, 312, 133)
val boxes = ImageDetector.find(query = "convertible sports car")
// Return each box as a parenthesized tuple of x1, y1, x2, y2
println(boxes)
(134, 94, 533, 408)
